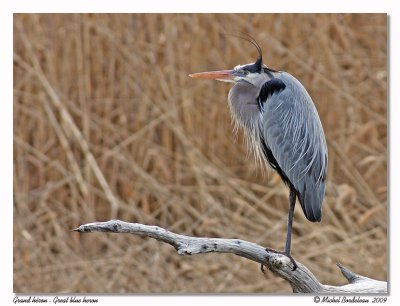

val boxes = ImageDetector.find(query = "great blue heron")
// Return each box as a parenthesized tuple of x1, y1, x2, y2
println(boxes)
(189, 36, 328, 270)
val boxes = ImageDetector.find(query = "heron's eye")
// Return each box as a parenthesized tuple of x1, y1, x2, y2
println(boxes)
(233, 66, 249, 76)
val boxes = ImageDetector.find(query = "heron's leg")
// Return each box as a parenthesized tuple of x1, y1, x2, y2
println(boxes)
(284, 187, 296, 255)
(262, 188, 298, 272)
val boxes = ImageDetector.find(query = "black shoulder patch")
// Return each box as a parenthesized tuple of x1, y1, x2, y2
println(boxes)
(258, 78, 286, 110)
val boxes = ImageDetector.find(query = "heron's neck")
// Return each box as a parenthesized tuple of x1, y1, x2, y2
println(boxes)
(228, 81, 265, 165)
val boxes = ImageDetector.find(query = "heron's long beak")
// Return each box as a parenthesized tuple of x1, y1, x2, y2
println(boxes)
(189, 70, 235, 82)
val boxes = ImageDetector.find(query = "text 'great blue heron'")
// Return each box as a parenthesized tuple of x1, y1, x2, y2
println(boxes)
(190, 35, 328, 270)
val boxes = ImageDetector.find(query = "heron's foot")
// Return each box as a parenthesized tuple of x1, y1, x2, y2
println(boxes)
(285, 253, 298, 271)
(263, 247, 298, 271)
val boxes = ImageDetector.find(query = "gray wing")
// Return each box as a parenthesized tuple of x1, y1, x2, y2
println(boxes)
(260, 73, 328, 222)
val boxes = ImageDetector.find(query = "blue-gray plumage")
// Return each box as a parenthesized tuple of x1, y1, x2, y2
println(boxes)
(260, 72, 327, 222)
(189, 36, 328, 270)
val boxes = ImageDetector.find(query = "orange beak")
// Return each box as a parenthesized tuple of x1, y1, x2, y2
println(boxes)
(189, 70, 235, 82)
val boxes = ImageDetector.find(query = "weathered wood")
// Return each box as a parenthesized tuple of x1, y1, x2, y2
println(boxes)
(73, 220, 387, 293)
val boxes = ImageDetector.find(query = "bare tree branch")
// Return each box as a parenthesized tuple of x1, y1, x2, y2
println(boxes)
(73, 220, 387, 293)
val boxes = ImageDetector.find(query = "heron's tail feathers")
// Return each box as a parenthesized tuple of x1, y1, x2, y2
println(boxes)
(296, 183, 325, 222)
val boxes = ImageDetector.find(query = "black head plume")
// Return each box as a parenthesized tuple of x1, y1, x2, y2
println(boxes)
(226, 32, 263, 72)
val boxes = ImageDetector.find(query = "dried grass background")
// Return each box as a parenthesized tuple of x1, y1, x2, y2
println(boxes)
(13, 13, 387, 293)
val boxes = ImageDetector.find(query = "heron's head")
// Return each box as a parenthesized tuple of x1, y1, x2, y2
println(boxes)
(189, 58, 266, 85)
(190, 35, 276, 87)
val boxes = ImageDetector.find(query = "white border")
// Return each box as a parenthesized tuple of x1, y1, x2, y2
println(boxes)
(2, 0, 394, 13)
(2, 1, 398, 306)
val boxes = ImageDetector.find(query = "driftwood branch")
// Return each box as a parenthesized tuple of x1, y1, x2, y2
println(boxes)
(73, 220, 387, 294)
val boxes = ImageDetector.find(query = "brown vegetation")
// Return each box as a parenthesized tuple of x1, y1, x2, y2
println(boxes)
(13, 13, 387, 293)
